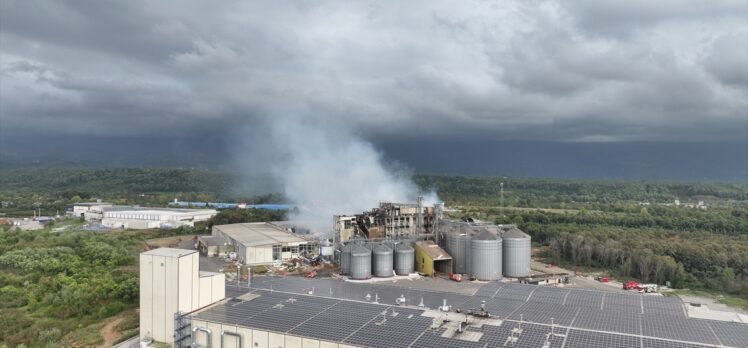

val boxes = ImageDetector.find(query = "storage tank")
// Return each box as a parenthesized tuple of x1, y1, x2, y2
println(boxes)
(446, 233, 470, 274)
(349, 245, 372, 280)
(502, 228, 531, 277)
(470, 230, 502, 280)
(320, 239, 334, 261)
(340, 243, 353, 275)
(394, 243, 415, 275)
(372, 243, 394, 277)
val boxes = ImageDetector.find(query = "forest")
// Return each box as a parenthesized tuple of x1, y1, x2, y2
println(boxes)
(466, 205, 748, 299)
(0, 224, 148, 347)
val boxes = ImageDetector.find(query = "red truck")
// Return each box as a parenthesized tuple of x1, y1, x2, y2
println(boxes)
(623, 280, 658, 293)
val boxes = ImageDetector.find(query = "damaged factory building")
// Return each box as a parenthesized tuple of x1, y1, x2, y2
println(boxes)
(333, 198, 439, 243)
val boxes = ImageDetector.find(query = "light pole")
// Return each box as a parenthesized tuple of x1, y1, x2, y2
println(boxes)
(500, 182, 504, 218)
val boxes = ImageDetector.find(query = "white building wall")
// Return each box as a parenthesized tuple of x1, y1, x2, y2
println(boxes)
(151, 254, 167, 342)
(139, 254, 153, 342)
(253, 330, 269, 348)
(190, 252, 200, 309)
(163, 256, 179, 340)
(190, 320, 362, 348)
(102, 218, 162, 229)
(198, 276, 211, 308)
(285, 335, 302, 348)
(197, 272, 225, 308)
(140, 250, 215, 346)
(270, 332, 285, 348)
(177, 253, 194, 312)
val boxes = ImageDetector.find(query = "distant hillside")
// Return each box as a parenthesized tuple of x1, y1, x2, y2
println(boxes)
(1, 166, 745, 210)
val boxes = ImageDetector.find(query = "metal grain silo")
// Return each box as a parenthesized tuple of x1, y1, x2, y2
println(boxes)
(340, 243, 353, 275)
(349, 245, 372, 280)
(470, 230, 502, 280)
(502, 228, 531, 277)
(372, 243, 394, 277)
(446, 233, 470, 274)
(394, 243, 415, 275)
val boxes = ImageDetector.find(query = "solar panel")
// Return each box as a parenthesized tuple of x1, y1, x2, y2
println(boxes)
(529, 286, 569, 304)
(641, 315, 720, 345)
(196, 277, 748, 347)
(564, 289, 604, 309)
(695, 319, 748, 348)
(641, 337, 711, 348)
(343, 307, 432, 348)
(564, 329, 640, 348)
(508, 302, 578, 327)
(572, 307, 641, 335)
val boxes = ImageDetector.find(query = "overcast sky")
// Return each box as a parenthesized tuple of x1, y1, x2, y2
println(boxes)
(1, 1, 747, 145)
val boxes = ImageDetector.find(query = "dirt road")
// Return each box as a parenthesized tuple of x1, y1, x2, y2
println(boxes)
(99, 317, 124, 348)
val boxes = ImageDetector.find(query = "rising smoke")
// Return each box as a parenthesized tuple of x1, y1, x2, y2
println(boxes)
(234, 117, 437, 235)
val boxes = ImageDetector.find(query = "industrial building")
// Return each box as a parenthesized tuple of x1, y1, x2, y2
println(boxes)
(331, 199, 530, 281)
(334, 200, 438, 243)
(169, 199, 294, 210)
(102, 207, 217, 229)
(212, 222, 317, 265)
(197, 235, 229, 257)
(67, 200, 113, 220)
(139, 248, 224, 346)
(135, 199, 747, 348)
(136, 220, 747, 348)
(334, 219, 531, 281)
(181, 276, 748, 348)
(414, 240, 452, 276)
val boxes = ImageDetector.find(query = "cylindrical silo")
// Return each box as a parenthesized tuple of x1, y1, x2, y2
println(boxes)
(340, 243, 353, 275)
(502, 228, 531, 277)
(470, 230, 502, 280)
(394, 243, 414, 275)
(349, 245, 372, 280)
(446, 233, 470, 274)
(372, 243, 394, 277)
(320, 239, 334, 261)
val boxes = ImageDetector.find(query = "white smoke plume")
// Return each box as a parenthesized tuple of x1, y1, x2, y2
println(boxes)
(235, 117, 436, 235)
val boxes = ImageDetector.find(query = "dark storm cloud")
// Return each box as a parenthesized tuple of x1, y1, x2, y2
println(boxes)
(1, 0, 746, 142)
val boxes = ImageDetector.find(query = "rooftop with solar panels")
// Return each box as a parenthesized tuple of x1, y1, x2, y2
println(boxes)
(190, 276, 748, 348)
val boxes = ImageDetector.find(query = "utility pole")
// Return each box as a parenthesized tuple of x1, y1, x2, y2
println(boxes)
(500, 182, 505, 218)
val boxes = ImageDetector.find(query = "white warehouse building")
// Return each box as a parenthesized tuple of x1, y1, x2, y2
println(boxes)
(67, 201, 113, 220)
(212, 222, 318, 265)
(102, 207, 217, 229)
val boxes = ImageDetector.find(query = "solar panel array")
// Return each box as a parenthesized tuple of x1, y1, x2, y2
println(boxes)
(207, 278, 748, 348)
(563, 329, 640, 348)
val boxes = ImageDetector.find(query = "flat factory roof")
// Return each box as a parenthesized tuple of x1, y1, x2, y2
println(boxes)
(198, 235, 228, 246)
(141, 247, 196, 258)
(104, 206, 216, 215)
(194, 277, 748, 348)
(213, 222, 310, 247)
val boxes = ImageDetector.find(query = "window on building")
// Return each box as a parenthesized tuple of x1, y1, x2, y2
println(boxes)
(272, 245, 282, 260)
